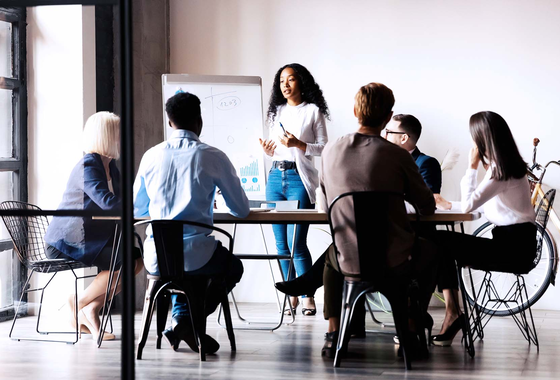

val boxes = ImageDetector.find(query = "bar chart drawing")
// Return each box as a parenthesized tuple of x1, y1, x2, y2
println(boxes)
(239, 159, 262, 193)
(242, 184, 261, 193)
(240, 160, 259, 177)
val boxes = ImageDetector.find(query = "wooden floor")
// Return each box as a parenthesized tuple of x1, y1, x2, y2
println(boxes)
(0, 303, 559, 379)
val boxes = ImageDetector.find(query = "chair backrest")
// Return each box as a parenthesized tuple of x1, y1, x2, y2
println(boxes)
(248, 200, 299, 211)
(535, 189, 556, 262)
(327, 191, 406, 280)
(135, 219, 233, 279)
(535, 189, 556, 230)
(0, 201, 49, 265)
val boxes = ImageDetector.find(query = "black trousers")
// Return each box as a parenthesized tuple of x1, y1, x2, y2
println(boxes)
(172, 242, 244, 323)
(437, 222, 537, 291)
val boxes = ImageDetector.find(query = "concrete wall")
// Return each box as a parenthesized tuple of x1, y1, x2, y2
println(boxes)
(128, 0, 170, 309)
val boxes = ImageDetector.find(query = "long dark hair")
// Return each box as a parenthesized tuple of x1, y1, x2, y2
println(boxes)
(267, 63, 330, 122)
(469, 111, 527, 181)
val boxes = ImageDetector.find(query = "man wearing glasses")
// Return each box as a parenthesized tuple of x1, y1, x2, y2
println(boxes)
(383, 114, 442, 197)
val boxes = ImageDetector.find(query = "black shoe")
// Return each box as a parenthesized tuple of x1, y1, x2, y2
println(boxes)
(163, 327, 180, 351)
(431, 314, 465, 346)
(394, 313, 434, 345)
(165, 322, 220, 354)
(275, 277, 318, 298)
(275, 254, 325, 297)
(423, 313, 434, 345)
(321, 331, 340, 358)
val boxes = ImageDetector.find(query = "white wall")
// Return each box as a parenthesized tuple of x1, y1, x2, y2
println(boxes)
(26, 5, 97, 318)
(170, 0, 560, 309)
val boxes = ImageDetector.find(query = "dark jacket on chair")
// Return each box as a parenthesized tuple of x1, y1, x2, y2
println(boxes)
(411, 147, 441, 194)
(44, 153, 120, 266)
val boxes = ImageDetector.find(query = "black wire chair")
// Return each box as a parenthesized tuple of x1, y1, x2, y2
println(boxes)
(0, 201, 97, 344)
(327, 191, 429, 370)
(464, 188, 556, 350)
(134, 219, 236, 361)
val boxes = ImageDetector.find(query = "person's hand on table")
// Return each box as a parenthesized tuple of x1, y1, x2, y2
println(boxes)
(259, 138, 276, 157)
(434, 193, 452, 211)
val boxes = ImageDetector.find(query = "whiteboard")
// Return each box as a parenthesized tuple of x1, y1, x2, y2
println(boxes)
(162, 74, 266, 197)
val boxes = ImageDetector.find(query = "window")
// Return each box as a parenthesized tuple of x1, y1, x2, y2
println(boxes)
(0, 7, 27, 321)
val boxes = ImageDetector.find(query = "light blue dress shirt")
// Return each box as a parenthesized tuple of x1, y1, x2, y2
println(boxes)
(133, 129, 250, 274)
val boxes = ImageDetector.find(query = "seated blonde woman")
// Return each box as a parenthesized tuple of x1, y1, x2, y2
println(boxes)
(44, 112, 143, 343)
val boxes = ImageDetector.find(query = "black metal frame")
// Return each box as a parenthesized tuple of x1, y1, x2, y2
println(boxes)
(0, 1, 135, 379)
(134, 219, 237, 362)
(0, 6, 27, 323)
(327, 191, 428, 370)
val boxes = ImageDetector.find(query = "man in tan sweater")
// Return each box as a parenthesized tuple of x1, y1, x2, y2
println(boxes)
(319, 82, 436, 357)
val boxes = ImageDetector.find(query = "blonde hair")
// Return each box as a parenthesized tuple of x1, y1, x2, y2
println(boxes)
(82, 112, 120, 159)
(354, 83, 395, 128)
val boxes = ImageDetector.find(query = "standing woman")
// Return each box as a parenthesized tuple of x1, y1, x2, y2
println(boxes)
(259, 63, 330, 316)
(432, 111, 536, 345)
(44, 112, 143, 343)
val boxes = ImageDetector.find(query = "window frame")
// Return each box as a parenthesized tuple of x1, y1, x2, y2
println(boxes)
(0, 7, 27, 321)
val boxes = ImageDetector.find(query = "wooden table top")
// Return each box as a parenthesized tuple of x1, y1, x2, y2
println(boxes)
(212, 210, 481, 224)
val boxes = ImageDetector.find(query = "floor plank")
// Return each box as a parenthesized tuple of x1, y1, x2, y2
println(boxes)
(0, 303, 558, 379)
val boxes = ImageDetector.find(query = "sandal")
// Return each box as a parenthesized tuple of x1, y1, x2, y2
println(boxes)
(284, 296, 299, 315)
(302, 297, 317, 316)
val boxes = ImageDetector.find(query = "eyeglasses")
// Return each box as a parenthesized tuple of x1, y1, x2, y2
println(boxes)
(382, 129, 407, 136)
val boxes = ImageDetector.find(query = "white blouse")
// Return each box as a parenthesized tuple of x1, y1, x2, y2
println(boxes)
(268, 102, 328, 203)
(451, 167, 535, 226)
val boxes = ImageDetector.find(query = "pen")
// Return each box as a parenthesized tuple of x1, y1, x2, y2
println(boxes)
(279, 122, 288, 137)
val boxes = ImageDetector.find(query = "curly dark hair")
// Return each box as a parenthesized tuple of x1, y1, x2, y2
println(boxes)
(267, 63, 330, 122)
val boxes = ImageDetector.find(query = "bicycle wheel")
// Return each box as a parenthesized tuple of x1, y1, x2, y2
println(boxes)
(460, 222, 555, 316)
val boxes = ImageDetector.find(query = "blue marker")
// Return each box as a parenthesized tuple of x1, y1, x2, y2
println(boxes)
(279, 122, 288, 137)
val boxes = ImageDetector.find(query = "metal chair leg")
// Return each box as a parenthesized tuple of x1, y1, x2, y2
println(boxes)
(217, 224, 297, 331)
(136, 279, 160, 360)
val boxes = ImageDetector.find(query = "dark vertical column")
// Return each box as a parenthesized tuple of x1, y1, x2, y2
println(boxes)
(95, 4, 114, 112)
(119, 0, 134, 378)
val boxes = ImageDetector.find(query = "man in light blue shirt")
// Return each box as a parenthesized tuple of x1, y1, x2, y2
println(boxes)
(133, 92, 250, 354)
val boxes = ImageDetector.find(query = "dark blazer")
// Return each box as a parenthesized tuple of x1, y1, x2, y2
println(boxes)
(411, 147, 442, 194)
(44, 153, 121, 266)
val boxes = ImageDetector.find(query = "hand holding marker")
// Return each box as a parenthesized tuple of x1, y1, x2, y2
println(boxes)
(279, 122, 288, 137)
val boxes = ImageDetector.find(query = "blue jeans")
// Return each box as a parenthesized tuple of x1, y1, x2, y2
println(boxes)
(266, 168, 314, 296)
(171, 242, 244, 325)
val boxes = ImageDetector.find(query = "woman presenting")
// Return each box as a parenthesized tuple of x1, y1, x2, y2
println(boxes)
(45, 112, 143, 343)
(259, 63, 330, 316)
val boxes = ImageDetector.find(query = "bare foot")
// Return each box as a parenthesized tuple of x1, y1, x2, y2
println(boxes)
(79, 304, 115, 341)
(66, 294, 91, 332)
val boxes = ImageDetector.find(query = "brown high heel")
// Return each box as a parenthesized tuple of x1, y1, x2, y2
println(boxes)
(78, 309, 115, 341)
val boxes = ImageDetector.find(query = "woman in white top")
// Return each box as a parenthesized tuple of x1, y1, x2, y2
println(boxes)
(432, 111, 536, 346)
(259, 63, 329, 316)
